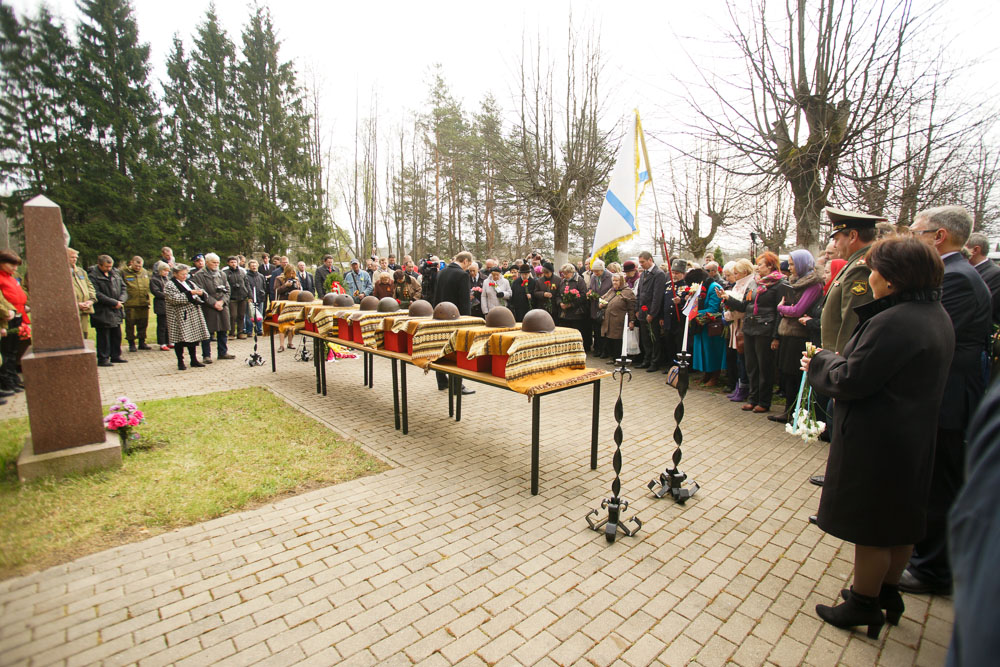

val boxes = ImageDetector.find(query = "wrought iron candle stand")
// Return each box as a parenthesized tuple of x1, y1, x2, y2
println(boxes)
(586, 353, 642, 543)
(648, 350, 700, 503)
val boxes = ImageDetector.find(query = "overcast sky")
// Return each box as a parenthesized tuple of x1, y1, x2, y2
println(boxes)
(13, 0, 1000, 254)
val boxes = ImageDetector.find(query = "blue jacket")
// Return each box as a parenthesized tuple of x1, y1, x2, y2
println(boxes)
(342, 269, 374, 301)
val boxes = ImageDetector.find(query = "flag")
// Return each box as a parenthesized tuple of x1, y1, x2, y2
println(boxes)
(588, 110, 653, 265)
(682, 283, 701, 321)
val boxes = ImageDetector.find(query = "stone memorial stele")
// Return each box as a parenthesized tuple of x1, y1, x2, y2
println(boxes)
(16, 195, 121, 482)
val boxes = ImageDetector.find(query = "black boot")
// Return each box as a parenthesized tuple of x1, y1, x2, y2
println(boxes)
(817, 588, 884, 638)
(178, 359, 187, 370)
(841, 584, 904, 626)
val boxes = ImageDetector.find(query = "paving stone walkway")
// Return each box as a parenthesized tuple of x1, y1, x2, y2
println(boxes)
(0, 336, 953, 666)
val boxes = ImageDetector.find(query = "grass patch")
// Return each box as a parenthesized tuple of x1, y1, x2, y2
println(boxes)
(0, 388, 388, 579)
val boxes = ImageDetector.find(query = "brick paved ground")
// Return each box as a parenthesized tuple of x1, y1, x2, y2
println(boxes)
(0, 335, 954, 666)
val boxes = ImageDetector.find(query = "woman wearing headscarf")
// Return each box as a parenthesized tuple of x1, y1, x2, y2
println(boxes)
(599, 273, 635, 363)
(390, 269, 421, 307)
(164, 264, 210, 370)
(373, 271, 395, 299)
(770, 249, 825, 423)
(689, 267, 727, 385)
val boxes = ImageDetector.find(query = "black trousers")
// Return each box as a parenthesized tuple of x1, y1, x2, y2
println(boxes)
(778, 371, 803, 417)
(909, 428, 966, 587)
(639, 318, 663, 368)
(174, 342, 198, 363)
(744, 333, 775, 408)
(0, 331, 20, 387)
(591, 318, 606, 355)
(124, 307, 148, 345)
(95, 326, 122, 363)
(155, 314, 169, 345)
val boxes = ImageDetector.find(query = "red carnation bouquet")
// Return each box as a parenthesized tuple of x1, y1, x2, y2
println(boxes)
(561, 286, 581, 305)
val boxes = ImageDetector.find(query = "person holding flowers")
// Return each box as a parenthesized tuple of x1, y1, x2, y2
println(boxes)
(481, 266, 511, 315)
(557, 263, 589, 349)
(532, 262, 559, 320)
(802, 236, 954, 639)
(599, 273, 635, 363)
(587, 259, 613, 358)
(0, 250, 29, 397)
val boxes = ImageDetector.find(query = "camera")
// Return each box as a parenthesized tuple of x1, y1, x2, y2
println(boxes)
(418, 255, 438, 281)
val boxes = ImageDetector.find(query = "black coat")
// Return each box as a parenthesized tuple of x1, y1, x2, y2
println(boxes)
(150, 273, 168, 316)
(245, 270, 267, 305)
(974, 258, 1000, 326)
(434, 262, 471, 316)
(635, 265, 666, 320)
(88, 266, 126, 328)
(223, 266, 249, 301)
(938, 253, 992, 432)
(808, 290, 955, 546)
(469, 274, 485, 317)
(556, 275, 587, 320)
(297, 272, 315, 293)
(510, 275, 535, 321)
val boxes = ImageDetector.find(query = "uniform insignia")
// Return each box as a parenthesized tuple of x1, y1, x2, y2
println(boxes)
(832, 280, 840, 287)
(850, 281, 868, 296)
(856, 257, 866, 265)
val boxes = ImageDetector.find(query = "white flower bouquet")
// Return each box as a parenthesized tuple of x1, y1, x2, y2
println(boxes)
(785, 342, 827, 443)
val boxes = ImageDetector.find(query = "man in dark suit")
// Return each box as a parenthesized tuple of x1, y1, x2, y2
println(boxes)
(902, 206, 992, 596)
(634, 250, 667, 372)
(296, 261, 315, 293)
(314, 254, 336, 297)
(434, 251, 475, 394)
(966, 232, 1000, 325)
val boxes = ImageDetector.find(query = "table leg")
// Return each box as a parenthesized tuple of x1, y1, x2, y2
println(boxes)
(448, 373, 454, 418)
(401, 363, 408, 435)
(362, 350, 368, 386)
(314, 338, 321, 394)
(455, 374, 462, 422)
(269, 329, 275, 372)
(391, 359, 400, 430)
(591, 380, 600, 470)
(321, 343, 327, 395)
(368, 352, 374, 389)
(531, 395, 541, 495)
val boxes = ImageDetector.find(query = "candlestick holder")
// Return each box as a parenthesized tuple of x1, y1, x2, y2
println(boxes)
(586, 353, 642, 543)
(648, 350, 699, 503)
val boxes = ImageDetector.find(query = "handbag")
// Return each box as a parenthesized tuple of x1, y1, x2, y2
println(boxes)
(665, 365, 680, 388)
(706, 320, 724, 337)
(626, 327, 640, 356)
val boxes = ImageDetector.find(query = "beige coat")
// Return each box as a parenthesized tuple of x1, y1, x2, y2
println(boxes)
(600, 287, 636, 339)
(71, 266, 96, 336)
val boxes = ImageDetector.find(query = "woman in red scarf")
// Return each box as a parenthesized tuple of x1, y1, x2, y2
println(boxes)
(824, 259, 848, 295)
(0, 249, 30, 394)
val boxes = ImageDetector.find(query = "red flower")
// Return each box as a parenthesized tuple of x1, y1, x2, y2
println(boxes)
(641, 305, 648, 312)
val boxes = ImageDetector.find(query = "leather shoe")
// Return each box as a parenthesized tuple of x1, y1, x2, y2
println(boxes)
(808, 515, 818, 525)
(645, 365, 660, 373)
(635, 362, 650, 369)
(741, 403, 755, 411)
(0, 388, 13, 397)
(202, 358, 213, 364)
(460, 386, 475, 395)
(98, 360, 113, 367)
(138, 343, 152, 350)
(111, 358, 128, 364)
(767, 414, 789, 423)
(810, 475, 825, 487)
(898, 569, 951, 596)
(219, 354, 236, 360)
(752, 405, 770, 413)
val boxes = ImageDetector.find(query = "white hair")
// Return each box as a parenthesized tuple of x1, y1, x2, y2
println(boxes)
(204, 252, 220, 263)
(560, 263, 577, 274)
(591, 259, 605, 271)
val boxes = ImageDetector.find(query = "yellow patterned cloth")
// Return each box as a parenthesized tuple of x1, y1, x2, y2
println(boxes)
(386, 315, 431, 334)
(349, 311, 398, 348)
(406, 316, 485, 367)
(441, 325, 521, 359)
(475, 326, 586, 379)
(306, 304, 358, 337)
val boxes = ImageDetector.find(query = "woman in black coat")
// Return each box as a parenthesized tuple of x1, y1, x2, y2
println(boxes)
(509, 265, 536, 321)
(803, 237, 954, 639)
(556, 264, 588, 343)
(721, 251, 785, 413)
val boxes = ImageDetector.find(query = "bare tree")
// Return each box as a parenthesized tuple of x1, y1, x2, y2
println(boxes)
(688, 0, 934, 250)
(503, 22, 615, 268)
(669, 146, 739, 259)
(750, 186, 794, 253)
(966, 134, 1000, 232)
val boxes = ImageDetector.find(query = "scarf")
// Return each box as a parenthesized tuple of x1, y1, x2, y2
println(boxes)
(824, 259, 847, 295)
(753, 270, 784, 315)
(171, 277, 200, 303)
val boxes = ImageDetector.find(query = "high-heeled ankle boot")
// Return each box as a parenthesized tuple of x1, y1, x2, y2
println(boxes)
(729, 383, 749, 402)
(816, 588, 884, 638)
(841, 584, 904, 625)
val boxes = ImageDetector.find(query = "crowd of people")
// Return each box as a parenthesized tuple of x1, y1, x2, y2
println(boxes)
(2, 206, 1000, 655)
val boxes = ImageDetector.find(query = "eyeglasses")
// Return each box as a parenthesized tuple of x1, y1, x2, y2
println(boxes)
(913, 228, 939, 236)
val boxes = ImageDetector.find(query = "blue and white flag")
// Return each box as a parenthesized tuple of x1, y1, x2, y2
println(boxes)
(589, 110, 652, 265)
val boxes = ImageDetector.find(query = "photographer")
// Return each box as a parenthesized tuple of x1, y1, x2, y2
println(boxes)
(421, 255, 440, 304)
(190, 253, 234, 362)
(273, 265, 300, 351)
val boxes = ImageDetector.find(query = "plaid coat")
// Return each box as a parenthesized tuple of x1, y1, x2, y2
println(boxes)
(164, 278, 210, 344)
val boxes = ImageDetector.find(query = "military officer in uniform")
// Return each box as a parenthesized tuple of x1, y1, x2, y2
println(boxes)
(811, 207, 884, 489)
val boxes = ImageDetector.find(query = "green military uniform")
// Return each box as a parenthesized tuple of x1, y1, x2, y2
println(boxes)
(122, 265, 151, 349)
(820, 244, 874, 354)
(71, 265, 96, 338)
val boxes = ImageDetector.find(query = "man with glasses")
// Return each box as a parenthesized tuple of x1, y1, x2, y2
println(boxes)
(900, 206, 992, 597)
